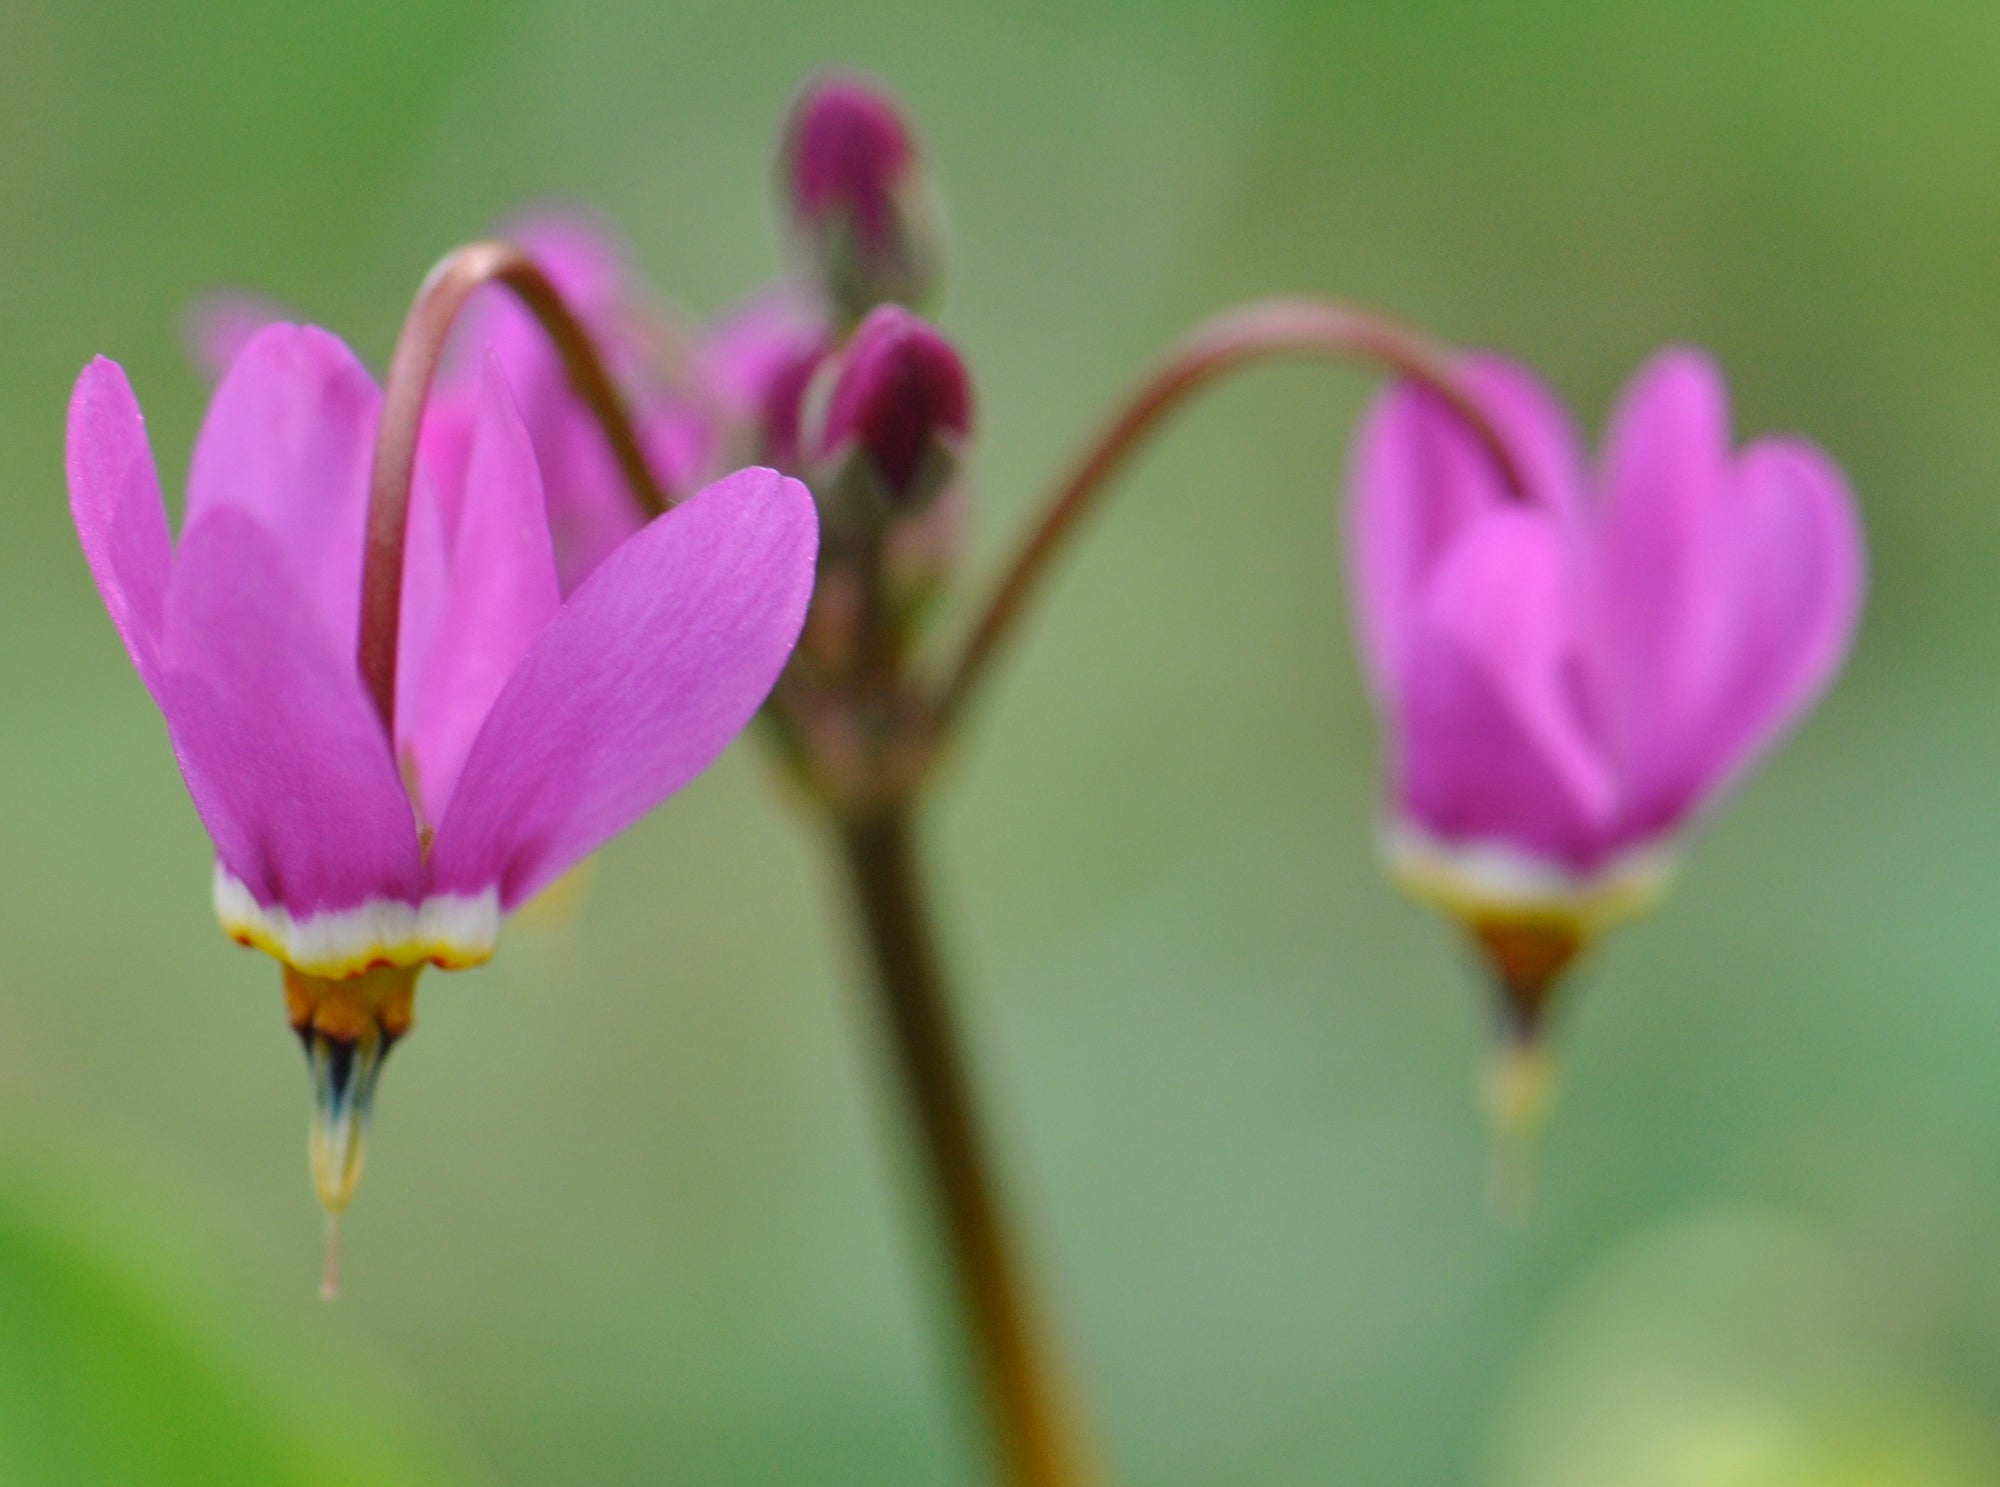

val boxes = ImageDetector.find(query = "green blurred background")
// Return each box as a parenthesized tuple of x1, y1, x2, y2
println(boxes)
(2, 0, 1997, 1482)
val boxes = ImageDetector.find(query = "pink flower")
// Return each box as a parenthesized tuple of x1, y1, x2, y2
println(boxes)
(1348, 348, 1863, 994)
(69, 323, 817, 1219)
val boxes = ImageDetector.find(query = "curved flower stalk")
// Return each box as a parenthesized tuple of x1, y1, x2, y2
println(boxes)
(67, 324, 817, 1281)
(1347, 349, 1864, 1175)
(189, 214, 718, 594)
(414, 213, 716, 588)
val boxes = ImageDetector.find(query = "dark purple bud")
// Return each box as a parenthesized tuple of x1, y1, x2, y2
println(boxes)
(815, 305, 972, 512)
(779, 73, 943, 322)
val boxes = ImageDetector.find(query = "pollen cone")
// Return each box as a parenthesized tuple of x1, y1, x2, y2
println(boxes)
(283, 963, 419, 1296)
(1467, 918, 1586, 1220)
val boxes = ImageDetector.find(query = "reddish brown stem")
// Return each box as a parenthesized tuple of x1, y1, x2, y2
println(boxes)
(837, 807, 1103, 1487)
(928, 296, 1528, 741)
(357, 241, 670, 734)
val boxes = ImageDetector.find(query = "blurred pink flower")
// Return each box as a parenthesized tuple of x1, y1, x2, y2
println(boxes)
(69, 322, 816, 1213)
(699, 283, 833, 470)
(1348, 348, 1864, 938)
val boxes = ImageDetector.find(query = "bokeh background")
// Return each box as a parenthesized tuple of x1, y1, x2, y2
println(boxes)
(2, 1, 1997, 1482)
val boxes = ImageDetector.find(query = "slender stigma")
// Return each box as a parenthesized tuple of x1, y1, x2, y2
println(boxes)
(1466, 915, 1582, 1218)
(283, 962, 420, 1294)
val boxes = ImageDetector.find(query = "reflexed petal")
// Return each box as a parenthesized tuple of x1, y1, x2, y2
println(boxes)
(404, 358, 561, 827)
(185, 324, 380, 652)
(159, 509, 421, 917)
(1347, 354, 1583, 703)
(439, 212, 662, 590)
(392, 469, 450, 800)
(1619, 437, 1864, 836)
(1349, 383, 1492, 701)
(539, 401, 714, 592)
(1459, 355, 1590, 516)
(430, 467, 817, 906)
(417, 393, 477, 549)
(1601, 347, 1731, 536)
(701, 286, 829, 467)
(538, 404, 653, 589)
(1395, 508, 1615, 872)
(422, 384, 664, 588)
(703, 287, 829, 422)
(67, 358, 172, 694)
(454, 210, 636, 378)
(1595, 347, 1733, 786)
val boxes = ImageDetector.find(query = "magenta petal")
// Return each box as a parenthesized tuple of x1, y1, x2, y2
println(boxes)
(417, 394, 478, 550)
(1347, 355, 1582, 704)
(430, 467, 817, 906)
(1395, 509, 1616, 870)
(393, 468, 451, 797)
(404, 359, 562, 827)
(159, 510, 421, 915)
(1349, 383, 1493, 702)
(1620, 437, 1865, 836)
(1593, 349, 1732, 772)
(461, 210, 635, 376)
(67, 358, 173, 695)
(1601, 347, 1731, 536)
(529, 401, 714, 593)
(185, 324, 380, 652)
(440, 213, 660, 591)
(1458, 355, 1590, 516)
(703, 286, 830, 422)
(701, 286, 830, 468)
(1697, 440, 1865, 768)
(539, 406, 654, 590)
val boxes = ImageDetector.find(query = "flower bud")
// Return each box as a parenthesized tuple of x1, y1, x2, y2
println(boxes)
(811, 304, 972, 520)
(779, 73, 943, 322)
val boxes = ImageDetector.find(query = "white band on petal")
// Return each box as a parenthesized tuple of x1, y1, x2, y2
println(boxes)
(212, 864, 501, 979)
(1381, 819, 1676, 932)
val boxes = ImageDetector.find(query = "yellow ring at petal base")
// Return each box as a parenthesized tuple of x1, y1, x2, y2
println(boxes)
(212, 864, 501, 980)
(1381, 820, 1676, 939)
